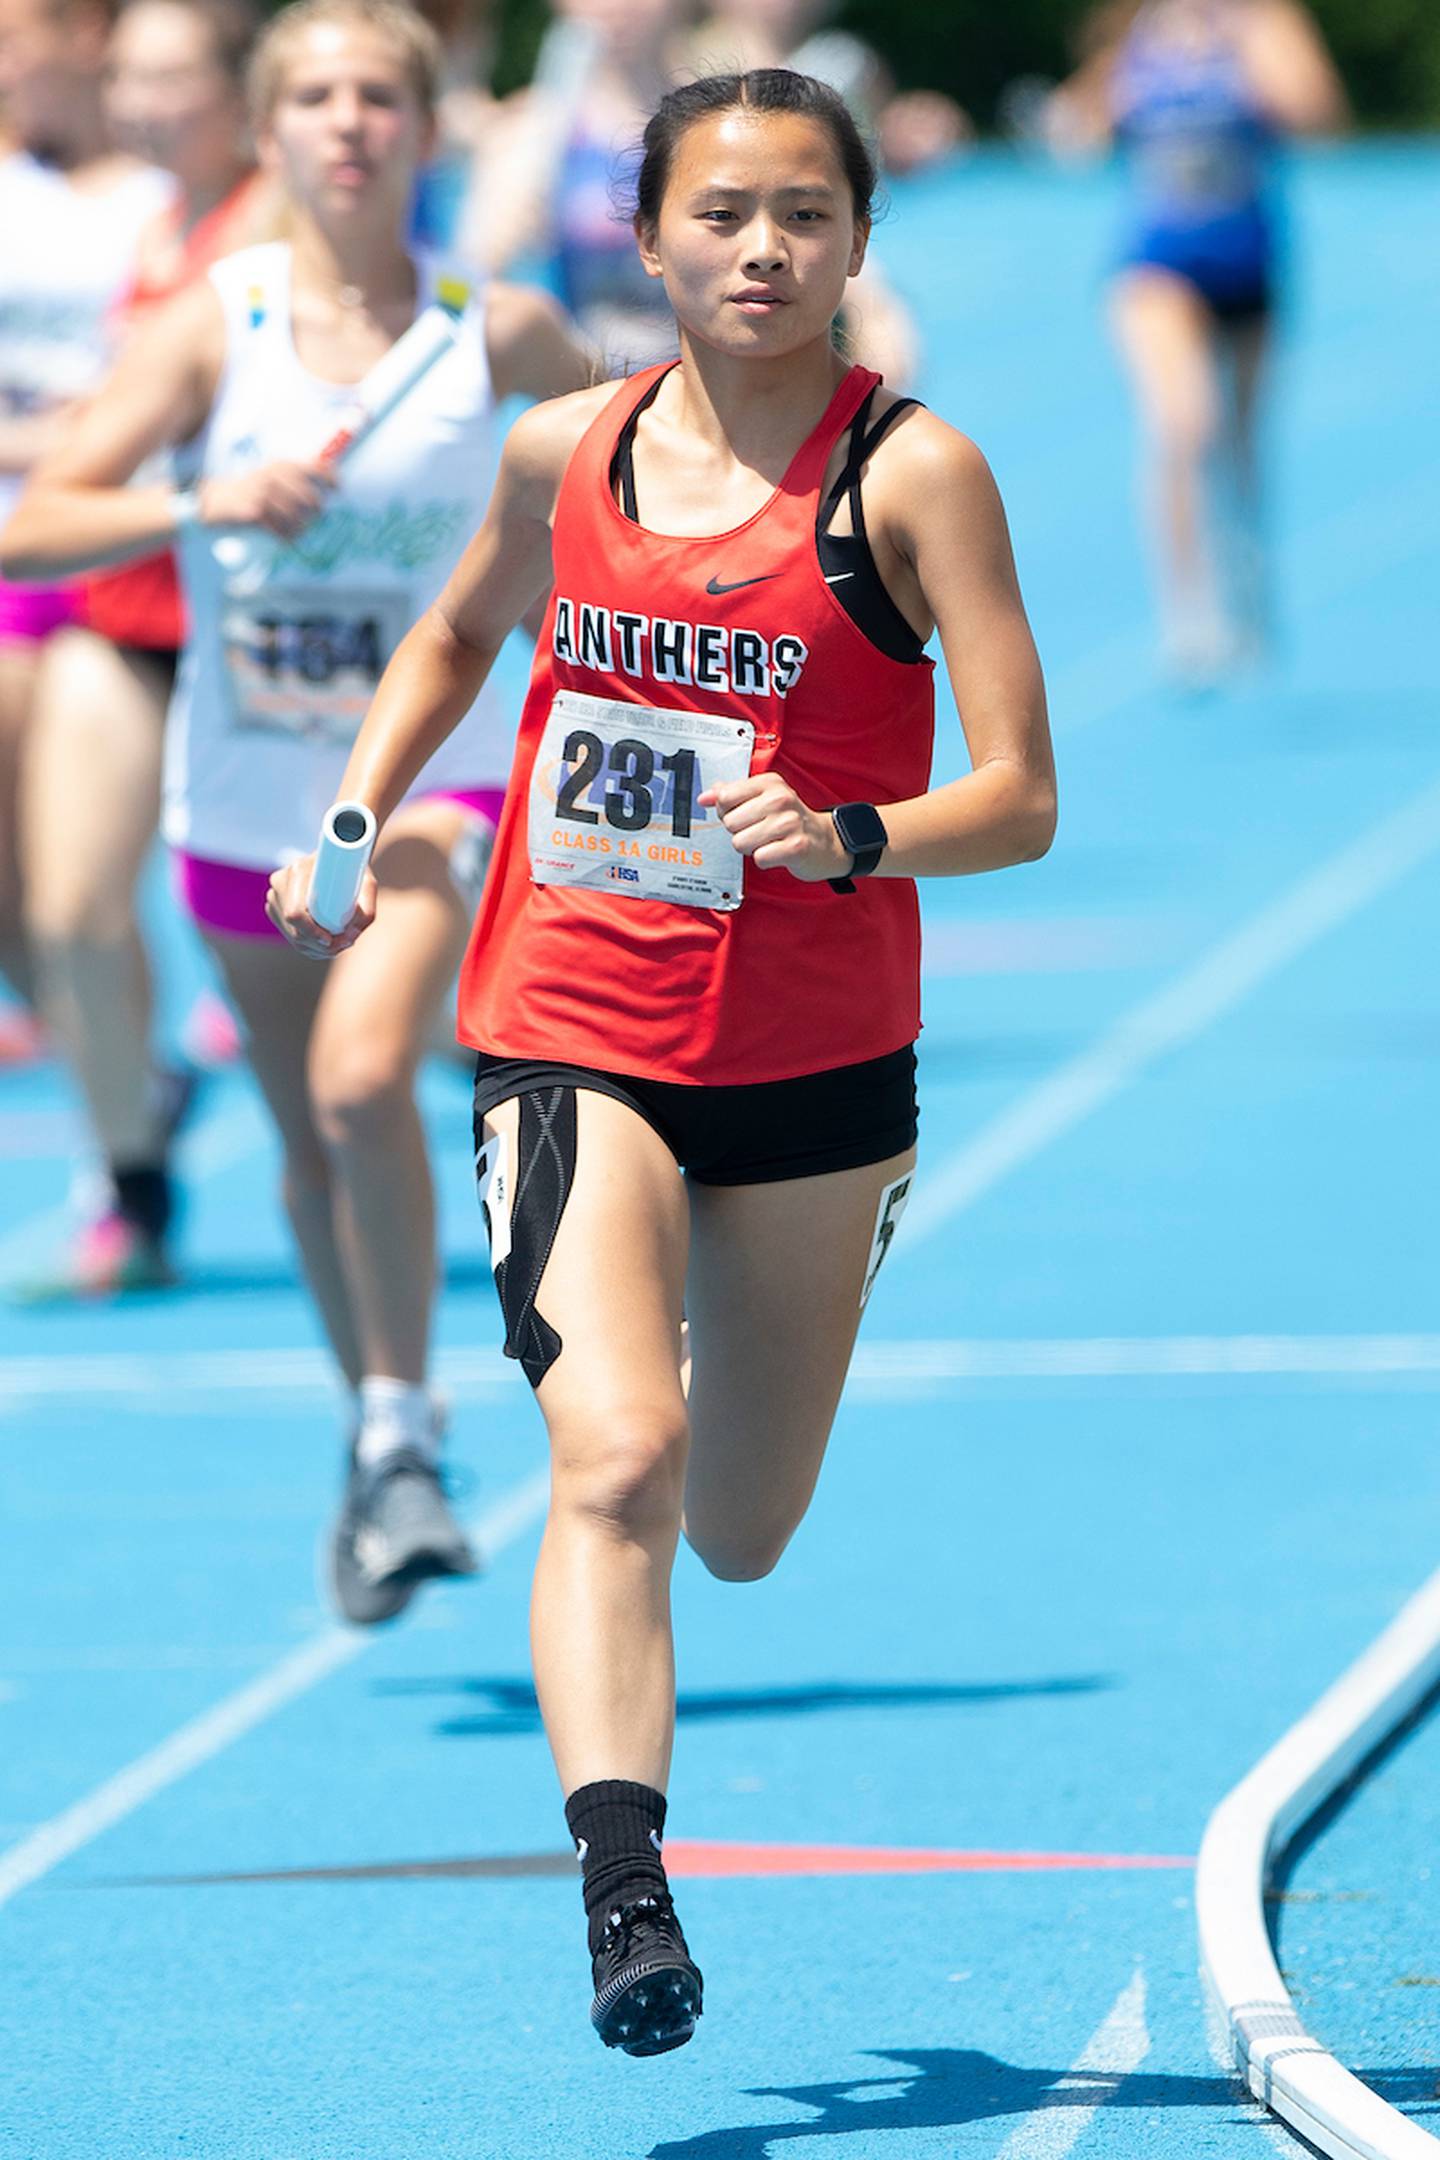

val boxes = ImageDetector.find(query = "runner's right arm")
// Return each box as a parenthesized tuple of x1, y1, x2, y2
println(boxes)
(267, 385, 614, 955)
(337, 387, 609, 828)
(0, 281, 327, 578)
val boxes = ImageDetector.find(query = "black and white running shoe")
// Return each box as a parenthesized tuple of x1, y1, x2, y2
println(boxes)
(589, 1892, 703, 2056)
(327, 1444, 479, 1626)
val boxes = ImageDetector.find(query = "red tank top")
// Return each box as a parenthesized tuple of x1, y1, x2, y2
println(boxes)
(457, 362, 936, 1086)
(80, 176, 264, 653)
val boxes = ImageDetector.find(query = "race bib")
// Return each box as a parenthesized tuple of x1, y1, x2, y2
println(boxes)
(222, 587, 410, 745)
(529, 689, 754, 911)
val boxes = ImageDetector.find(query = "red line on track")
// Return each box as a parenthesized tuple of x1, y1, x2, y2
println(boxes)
(663, 1841, 1194, 1878)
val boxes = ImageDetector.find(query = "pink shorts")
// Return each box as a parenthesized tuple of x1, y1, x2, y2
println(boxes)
(175, 786, 506, 941)
(0, 575, 78, 645)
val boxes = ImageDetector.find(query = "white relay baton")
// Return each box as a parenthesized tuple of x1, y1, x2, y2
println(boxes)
(308, 801, 377, 934)
(213, 283, 471, 594)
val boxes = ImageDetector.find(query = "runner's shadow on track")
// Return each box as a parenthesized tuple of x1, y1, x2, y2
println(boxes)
(370, 1674, 1113, 1737)
(644, 2052, 1440, 2158)
(129, 1255, 498, 1299)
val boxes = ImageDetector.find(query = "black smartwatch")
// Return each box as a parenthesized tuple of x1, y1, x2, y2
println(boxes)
(828, 802, 889, 893)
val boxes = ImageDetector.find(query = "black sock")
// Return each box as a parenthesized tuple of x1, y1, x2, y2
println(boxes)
(110, 1162, 173, 1243)
(565, 1780, 669, 1951)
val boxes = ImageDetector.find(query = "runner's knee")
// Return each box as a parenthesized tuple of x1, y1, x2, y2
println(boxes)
(27, 883, 136, 950)
(550, 1409, 689, 1543)
(686, 1510, 796, 1584)
(311, 1035, 415, 1150)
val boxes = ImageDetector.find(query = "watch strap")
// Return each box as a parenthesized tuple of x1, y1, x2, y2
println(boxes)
(828, 802, 888, 892)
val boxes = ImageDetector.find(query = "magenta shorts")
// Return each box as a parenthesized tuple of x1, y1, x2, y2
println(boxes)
(175, 786, 506, 941)
(0, 575, 77, 645)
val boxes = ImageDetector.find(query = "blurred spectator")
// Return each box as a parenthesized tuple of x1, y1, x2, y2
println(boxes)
(689, 0, 943, 379)
(0, 0, 170, 1011)
(1047, 0, 1347, 679)
(473, 0, 689, 373)
(478, 0, 927, 384)
(689, 0, 970, 174)
(409, 0, 502, 247)
(16, 0, 267, 1292)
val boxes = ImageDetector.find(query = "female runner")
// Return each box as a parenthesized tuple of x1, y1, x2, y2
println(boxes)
(267, 67, 1054, 2051)
(0, 0, 170, 1014)
(1048, 0, 1345, 678)
(2, 0, 591, 1621)
(21, 0, 270, 1295)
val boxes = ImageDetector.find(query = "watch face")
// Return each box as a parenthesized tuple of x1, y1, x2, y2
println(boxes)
(835, 802, 887, 857)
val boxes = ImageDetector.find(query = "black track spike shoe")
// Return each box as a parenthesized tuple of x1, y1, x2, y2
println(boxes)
(589, 1892, 703, 2056)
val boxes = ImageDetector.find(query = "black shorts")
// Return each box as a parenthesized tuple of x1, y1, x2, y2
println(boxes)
(1118, 253, 1272, 331)
(471, 1045, 918, 1187)
(1201, 278, 1271, 330)
(113, 643, 180, 690)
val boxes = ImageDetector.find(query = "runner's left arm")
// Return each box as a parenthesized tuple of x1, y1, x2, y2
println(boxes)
(705, 411, 1056, 885)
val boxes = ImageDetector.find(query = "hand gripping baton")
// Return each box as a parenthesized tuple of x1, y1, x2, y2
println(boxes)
(213, 280, 471, 595)
(308, 801, 377, 934)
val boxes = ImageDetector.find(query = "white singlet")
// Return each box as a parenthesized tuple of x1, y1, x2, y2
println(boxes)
(165, 242, 508, 869)
(0, 153, 173, 524)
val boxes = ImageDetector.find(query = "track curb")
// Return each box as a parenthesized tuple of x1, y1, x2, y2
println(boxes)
(1197, 1568, 1440, 2158)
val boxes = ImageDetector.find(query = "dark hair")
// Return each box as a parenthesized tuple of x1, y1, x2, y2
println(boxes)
(633, 69, 877, 236)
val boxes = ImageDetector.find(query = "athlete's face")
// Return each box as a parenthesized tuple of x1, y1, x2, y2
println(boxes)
(258, 25, 433, 226)
(638, 110, 868, 358)
(105, 3, 240, 181)
(0, 0, 108, 144)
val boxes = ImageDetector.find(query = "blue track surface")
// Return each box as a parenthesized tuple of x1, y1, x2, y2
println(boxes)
(3, 141, 1439, 2159)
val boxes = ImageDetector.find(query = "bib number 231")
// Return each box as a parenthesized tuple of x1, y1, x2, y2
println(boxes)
(529, 690, 753, 910)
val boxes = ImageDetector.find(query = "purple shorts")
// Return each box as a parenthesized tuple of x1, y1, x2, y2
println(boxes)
(0, 575, 77, 645)
(175, 786, 506, 941)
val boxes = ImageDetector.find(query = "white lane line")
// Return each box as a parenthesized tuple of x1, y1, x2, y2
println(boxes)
(0, 1647, 307, 1673)
(4, 1334, 1439, 1411)
(848, 1334, 1440, 1382)
(0, 1091, 270, 1280)
(0, 1467, 549, 1913)
(1046, 470, 1439, 745)
(993, 1967, 1150, 2159)
(903, 770, 1440, 1251)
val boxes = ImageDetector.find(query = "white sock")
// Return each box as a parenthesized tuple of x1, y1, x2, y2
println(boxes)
(356, 1376, 437, 1467)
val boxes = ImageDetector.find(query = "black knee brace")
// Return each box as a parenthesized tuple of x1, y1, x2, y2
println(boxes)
(475, 1084, 577, 1388)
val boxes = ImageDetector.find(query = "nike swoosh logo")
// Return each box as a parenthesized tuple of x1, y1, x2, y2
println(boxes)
(705, 573, 779, 595)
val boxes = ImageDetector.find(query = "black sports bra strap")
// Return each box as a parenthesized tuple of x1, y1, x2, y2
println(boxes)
(610, 373, 668, 523)
(854, 395, 920, 471)
(616, 440, 639, 522)
(820, 389, 876, 522)
(818, 392, 920, 538)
